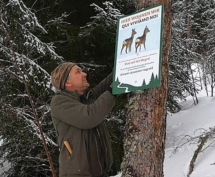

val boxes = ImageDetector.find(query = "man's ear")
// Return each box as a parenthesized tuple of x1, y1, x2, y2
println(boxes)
(65, 80, 72, 87)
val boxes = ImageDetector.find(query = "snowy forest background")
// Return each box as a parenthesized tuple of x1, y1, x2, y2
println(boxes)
(0, 0, 215, 176)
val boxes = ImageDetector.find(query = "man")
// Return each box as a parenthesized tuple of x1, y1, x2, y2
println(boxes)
(51, 62, 115, 177)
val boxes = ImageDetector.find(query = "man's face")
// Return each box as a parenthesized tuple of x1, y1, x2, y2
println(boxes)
(65, 66, 90, 94)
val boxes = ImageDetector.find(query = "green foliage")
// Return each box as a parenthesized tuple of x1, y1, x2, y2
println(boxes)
(0, 0, 62, 176)
(105, 94, 127, 175)
(3, 0, 214, 175)
(79, 2, 126, 175)
(114, 0, 136, 15)
(169, 0, 215, 111)
(0, 0, 131, 176)
(0, 72, 59, 176)
(167, 0, 196, 113)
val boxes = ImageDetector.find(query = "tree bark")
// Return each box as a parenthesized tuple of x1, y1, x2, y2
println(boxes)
(121, 1, 172, 177)
(202, 59, 209, 97)
(187, 135, 209, 177)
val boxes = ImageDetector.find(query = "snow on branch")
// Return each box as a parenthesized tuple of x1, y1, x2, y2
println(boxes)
(106, 116, 124, 124)
(3, 103, 57, 147)
(6, 0, 47, 33)
(78, 62, 106, 72)
(47, 12, 71, 25)
(0, 48, 53, 90)
(80, 1, 122, 36)
(90, 1, 122, 24)
(172, 127, 215, 154)
(0, 0, 64, 91)
(20, 23, 61, 59)
(1, 0, 63, 61)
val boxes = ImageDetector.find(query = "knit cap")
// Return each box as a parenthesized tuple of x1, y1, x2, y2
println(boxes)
(51, 62, 76, 90)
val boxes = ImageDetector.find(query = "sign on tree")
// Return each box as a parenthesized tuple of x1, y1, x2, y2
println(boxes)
(112, 4, 164, 95)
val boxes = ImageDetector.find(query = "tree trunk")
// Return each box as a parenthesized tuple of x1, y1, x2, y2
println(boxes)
(121, 1, 172, 177)
(189, 64, 198, 105)
(197, 63, 203, 90)
(202, 59, 208, 96)
(211, 74, 214, 97)
(187, 0, 192, 51)
(187, 0, 198, 105)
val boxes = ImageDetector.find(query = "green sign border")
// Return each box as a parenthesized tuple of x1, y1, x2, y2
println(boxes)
(112, 4, 164, 95)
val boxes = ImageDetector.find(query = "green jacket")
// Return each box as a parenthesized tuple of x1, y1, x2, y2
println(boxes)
(51, 74, 115, 177)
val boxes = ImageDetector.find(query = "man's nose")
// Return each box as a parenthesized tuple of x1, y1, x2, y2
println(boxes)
(82, 72, 87, 77)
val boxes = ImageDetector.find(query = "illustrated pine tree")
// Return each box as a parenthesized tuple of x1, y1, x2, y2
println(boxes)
(142, 79, 146, 86)
(149, 73, 155, 84)
(121, 0, 172, 176)
(155, 74, 158, 81)
(116, 77, 120, 82)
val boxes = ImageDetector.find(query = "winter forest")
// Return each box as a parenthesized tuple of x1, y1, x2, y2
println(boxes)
(0, 0, 215, 177)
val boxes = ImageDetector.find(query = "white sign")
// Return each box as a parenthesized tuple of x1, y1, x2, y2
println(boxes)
(112, 4, 164, 95)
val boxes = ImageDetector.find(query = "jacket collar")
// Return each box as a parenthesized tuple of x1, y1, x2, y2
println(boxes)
(60, 89, 93, 101)
(60, 89, 81, 100)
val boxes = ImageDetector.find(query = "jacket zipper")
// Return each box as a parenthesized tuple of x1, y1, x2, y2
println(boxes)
(85, 132, 92, 176)
(92, 130, 103, 175)
(101, 124, 111, 172)
(86, 92, 103, 175)
(97, 127, 110, 173)
(85, 93, 93, 176)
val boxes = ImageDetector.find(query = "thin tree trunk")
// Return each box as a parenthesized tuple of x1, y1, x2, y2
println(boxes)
(187, 0, 198, 105)
(202, 60, 208, 96)
(197, 63, 203, 90)
(187, 0, 192, 51)
(188, 64, 199, 105)
(121, 1, 172, 177)
(211, 74, 214, 97)
(187, 135, 209, 177)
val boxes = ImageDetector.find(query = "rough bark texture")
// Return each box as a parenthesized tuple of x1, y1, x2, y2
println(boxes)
(121, 1, 172, 177)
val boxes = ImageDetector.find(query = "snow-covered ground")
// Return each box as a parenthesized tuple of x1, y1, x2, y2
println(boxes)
(112, 89, 215, 177)
(164, 89, 215, 177)
(0, 139, 10, 176)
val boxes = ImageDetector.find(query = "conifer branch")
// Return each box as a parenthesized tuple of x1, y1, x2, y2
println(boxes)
(0, 3, 57, 177)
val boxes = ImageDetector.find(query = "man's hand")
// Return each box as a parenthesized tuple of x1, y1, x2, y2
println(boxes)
(107, 85, 112, 93)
